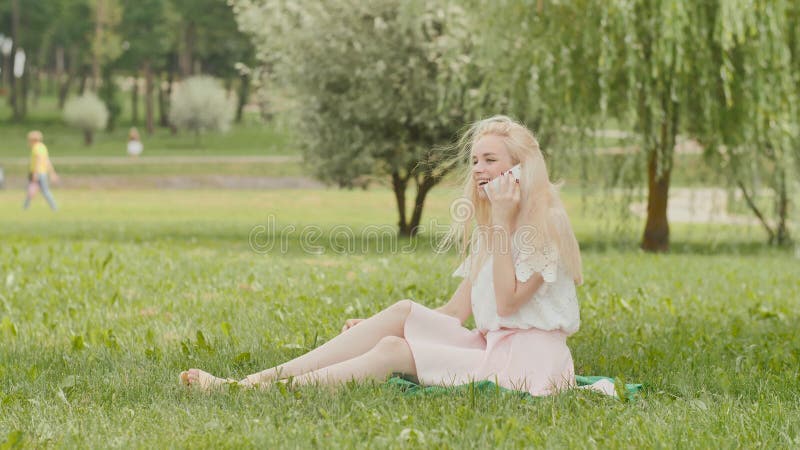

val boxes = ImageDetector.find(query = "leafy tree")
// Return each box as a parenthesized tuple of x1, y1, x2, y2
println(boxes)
(0, 0, 60, 120)
(117, 0, 172, 134)
(88, 0, 123, 90)
(233, 0, 492, 236)
(49, 0, 94, 108)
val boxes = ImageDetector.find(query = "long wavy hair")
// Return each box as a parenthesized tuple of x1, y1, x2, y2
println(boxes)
(441, 115, 583, 285)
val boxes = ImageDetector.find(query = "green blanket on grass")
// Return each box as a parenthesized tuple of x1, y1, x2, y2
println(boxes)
(386, 375, 643, 401)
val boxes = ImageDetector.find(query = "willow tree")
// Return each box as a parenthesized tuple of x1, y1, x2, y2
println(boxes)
(231, 0, 490, 236)
(586, 1, 724, 251)
(484, 0, 798, 249)
(689, 0, 799, 245)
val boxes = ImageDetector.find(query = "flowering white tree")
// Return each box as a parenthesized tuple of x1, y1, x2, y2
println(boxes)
(169, 76, 235, 137)
(63, 93, 109, 146)
(231, 0, 494, 236)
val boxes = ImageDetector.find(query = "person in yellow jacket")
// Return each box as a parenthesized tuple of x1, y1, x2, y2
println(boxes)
(23, 130, 59, 211)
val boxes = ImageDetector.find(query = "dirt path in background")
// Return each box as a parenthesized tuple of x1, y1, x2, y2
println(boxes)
(629, 187, 758, 225)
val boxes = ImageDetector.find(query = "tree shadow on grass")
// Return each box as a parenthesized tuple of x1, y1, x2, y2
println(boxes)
(4, 222, 792, 258)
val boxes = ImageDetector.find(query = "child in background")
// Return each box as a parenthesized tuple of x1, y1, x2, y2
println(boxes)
(23, 130, 59, 211)
(127, 127, 143, 157)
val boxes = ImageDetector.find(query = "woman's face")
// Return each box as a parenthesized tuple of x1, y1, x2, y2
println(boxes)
(471, 134, 514, 199)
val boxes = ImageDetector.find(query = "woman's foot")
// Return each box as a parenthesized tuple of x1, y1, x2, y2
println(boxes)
(236, 375, 296, 391)
(179, 368, 235, 391)
(238, 375, 257, 389)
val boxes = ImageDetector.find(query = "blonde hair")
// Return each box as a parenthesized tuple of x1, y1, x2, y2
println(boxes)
(128, 127, 140, 141)
(442, 115, 583, 285)
(27, 130, 44, 143)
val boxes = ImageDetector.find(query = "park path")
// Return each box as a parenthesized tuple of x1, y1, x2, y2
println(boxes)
(629, 187, 757, 225)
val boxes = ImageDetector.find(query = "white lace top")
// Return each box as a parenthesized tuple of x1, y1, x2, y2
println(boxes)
(452, 237, 580, 335)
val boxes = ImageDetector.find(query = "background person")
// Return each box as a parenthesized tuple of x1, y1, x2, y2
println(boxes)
(127, 127, 143, 157)
(23, 130, 59, 211)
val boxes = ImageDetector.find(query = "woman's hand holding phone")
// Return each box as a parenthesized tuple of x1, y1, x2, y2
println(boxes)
(484, 164, 521, 228)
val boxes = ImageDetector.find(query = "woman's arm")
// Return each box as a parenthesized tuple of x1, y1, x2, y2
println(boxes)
(491, 226, 545, 317)
(486, 172, 545, 317)
(341, 280, 471, 333)
(435, 277, 472, 324)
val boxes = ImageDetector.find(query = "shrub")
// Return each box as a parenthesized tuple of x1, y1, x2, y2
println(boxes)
(63, 93, 109, 146)
(169, 76, 235, 137)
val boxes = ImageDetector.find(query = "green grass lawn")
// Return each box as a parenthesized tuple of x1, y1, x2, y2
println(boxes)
(0, 95, 296, 158)
(1, 187, 798, 447)
(0, 159, 304, 180)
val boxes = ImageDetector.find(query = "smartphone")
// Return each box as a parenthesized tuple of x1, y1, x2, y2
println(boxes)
(483, 164, 521, 193)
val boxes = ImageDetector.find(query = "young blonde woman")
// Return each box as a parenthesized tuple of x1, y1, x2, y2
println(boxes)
(181, 115, 584, 396)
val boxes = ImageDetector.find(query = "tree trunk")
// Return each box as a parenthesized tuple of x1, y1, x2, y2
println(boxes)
(641, 148, 671, 252)
(58, 73, 73, 109)
(236, 73, 250, 123)
(31, 67, 40, 107)
(736, 179, 775, 243)
(166, 69, 177, 133)
(20, 65, 29, 119)
(158, 73, 169, 127)
(84, 129, 93, 146)
(92, 0, 104, 90)
(55, 46, 65, 81)
(179, 22, 195, 77)
(392, 171, 411, 236)
(775, 167, 790, 245)
(101, 66, 117, 131)
(407, 176, 436, 237)
(58, 48, 74, 109)
(144, 61, 154, 135)
(78, 70, 88, 95)
(46, 69, 55, 96)
(1, 54, 10, 90)
(9, 0, 20, 120)
(131, 77, 139, 125)
(641, 88, 679, 252)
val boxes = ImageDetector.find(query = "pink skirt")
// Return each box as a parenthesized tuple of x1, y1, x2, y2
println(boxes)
(403, 301, 576, 396)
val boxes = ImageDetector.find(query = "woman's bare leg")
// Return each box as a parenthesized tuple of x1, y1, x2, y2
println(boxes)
(288, 336, 416, 387)
(180, 300, 414, 389)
